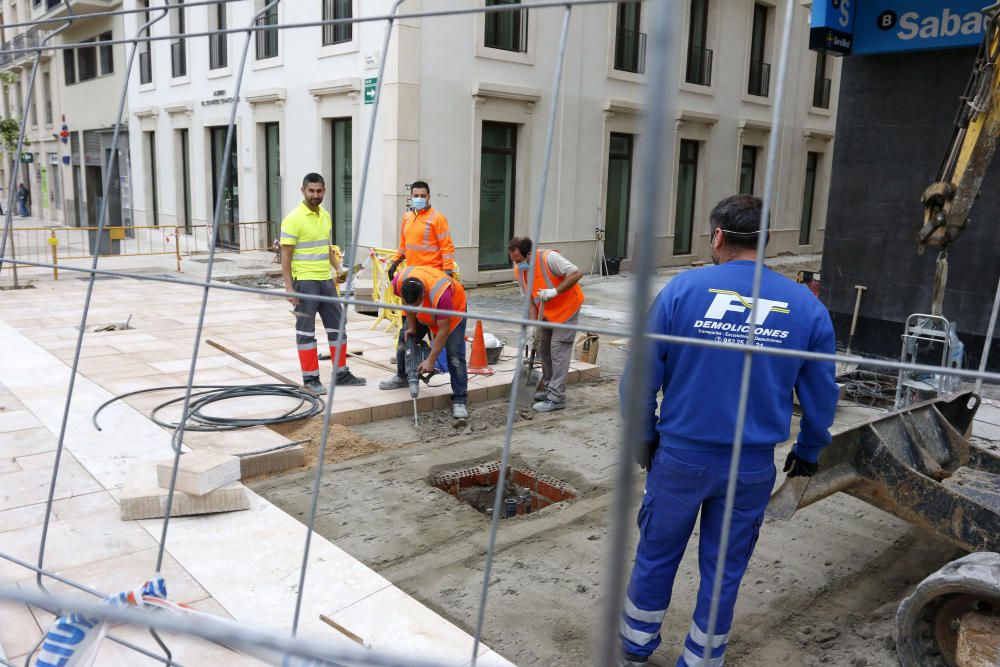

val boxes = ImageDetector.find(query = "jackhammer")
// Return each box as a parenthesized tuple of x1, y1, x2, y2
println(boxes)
(404, 335, 434, 426)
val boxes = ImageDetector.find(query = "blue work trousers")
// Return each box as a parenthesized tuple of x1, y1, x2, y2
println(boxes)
(620, 446, 776, 666)
(394, 318, 468, 405)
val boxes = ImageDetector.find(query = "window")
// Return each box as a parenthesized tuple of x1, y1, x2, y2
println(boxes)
(265, 122, 282, 242)
(605, 133, 634, 258)
(171, 1, 186, 78)
(77, 42, 97, 81)
(614, 2, 645, 74)
(28, 81, 36, 126)
(478, 121, 517, 269)
(800, 152, 819, 245)
(685, 0, 711, 86)
(673, 139, 699, 255)
(63, 49, 76, 85)
(322, 0, 352, 46)
(256, 2, 278, 60)
(748, 3, 770, 97)
(812, 51, 831, 109)
(739, 145, 758, 195)
(210, 3, 227, 69)
(139, 0, 152, 84)
(98, 32, 113, 75)
(485, 0, 527, 53)
(42, 70, 52, 125)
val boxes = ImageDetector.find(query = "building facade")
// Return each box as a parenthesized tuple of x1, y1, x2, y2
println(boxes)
(123, 0, 840, 283)
(0, 0, 131, 229)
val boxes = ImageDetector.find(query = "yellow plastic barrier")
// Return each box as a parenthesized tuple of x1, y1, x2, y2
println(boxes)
(366, 248, 462, 338)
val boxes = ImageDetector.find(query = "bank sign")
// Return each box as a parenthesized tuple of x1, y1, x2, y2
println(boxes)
(810, 0, 988, 56)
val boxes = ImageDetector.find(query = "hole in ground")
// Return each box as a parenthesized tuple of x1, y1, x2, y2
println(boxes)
(431, 461, 577, 519)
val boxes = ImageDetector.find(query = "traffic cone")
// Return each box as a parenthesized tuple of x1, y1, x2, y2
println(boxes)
(468, 320, 494, 376)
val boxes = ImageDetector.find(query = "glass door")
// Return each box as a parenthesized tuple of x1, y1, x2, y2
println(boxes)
(264, 122, 281, 243)
(331, 118, 352, 247)
(210, 126, 239, 248)
(605, 132, 633, 259)
(478, 122, 517, 269)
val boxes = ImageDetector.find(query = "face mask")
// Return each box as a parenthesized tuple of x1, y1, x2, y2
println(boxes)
(517, 261, 530, 271)
(411, 197, 427, 211)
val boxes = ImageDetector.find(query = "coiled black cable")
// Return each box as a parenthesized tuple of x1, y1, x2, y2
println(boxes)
(92, 384, 324, 433)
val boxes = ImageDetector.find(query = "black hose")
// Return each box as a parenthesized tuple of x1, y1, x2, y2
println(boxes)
(92, 384, 324, 433)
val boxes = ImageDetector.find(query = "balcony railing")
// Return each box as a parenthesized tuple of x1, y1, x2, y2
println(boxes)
(685, 45, 712, 86)
(614, 28, 646, 74)
(138, 49, 152, 84)
(748, 59, 770, 97)
(812, 76, 831, 109)
(0, 29, 48, 69)
(209, 32, 227, 69)
(255, 11, 278, 60)
(170, 39, 186, 78)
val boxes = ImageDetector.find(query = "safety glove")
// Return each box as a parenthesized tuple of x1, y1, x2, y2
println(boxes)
(387, 260, 400, 282)
(783, 450, 818, 478)
(537, 288, 558, 303)
(635, 438, 659, 472)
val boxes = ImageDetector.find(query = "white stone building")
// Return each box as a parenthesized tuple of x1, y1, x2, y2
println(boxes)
(0, 0, 132, 230)
(122, 0, 841, 283)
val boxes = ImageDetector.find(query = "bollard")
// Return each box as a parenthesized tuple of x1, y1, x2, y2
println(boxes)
(47, 230, 58, 280)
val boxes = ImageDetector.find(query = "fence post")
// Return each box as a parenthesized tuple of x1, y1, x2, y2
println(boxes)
(174, 226, 181, 272)
(47, 230, 58, 280)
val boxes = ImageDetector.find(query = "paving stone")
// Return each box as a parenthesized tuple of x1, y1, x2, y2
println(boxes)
(156, 451, 241, 496)
(122, 462, 249, 520)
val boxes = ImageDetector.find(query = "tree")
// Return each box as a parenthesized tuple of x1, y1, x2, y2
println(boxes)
(0, 71, 28, 154)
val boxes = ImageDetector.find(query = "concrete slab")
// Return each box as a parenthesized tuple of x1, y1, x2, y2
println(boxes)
(156, 451, 241, 496)
(122, 461, 249, 520)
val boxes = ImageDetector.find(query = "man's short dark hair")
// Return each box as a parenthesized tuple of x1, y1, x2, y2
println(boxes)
(302, 173, 325, 187)
(400, 278, 425, 305)
(507, 236, 533, 256)
(709, 195, 768, 249)
(410, 180, 430, 194)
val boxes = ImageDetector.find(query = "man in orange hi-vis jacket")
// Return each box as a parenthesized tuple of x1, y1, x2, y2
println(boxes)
(508, 236, 585, 413)
(386, 180, 455, 281)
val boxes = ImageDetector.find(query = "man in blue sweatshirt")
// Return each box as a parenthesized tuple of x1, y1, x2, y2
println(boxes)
(618, 195, 839, 667)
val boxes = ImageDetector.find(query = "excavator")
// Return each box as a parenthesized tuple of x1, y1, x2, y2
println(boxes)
(768, 6, 1000, 665)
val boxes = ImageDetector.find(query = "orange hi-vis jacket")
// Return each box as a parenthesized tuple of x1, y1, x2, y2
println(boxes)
(399, 265, 466, 335)
(515, 249, 584, 324)
(393, 207, 455, 271)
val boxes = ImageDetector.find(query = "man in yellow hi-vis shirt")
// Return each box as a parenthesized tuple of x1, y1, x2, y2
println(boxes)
(280, 173, 366, 392)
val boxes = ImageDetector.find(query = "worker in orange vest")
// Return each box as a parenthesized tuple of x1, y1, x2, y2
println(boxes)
(380, 266, 469, 421)
(508, 236, 584, 412)
(386, 180, 455, 280)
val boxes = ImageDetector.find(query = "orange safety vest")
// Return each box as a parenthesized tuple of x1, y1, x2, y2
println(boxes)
(393, 207, 455, 271)
(515, 249, 584, 323)
(399, 265, 467, 335)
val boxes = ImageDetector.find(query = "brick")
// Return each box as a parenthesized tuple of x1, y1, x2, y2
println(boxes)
(156, 451, 241, 496)
(370, 400, 407, 421)
(121, 462, 249, 521)
(466, 386, 489, 404)
(331, 405, 373, 426)
(239, 446, 305, 479)
(487, 383, 511, 400)
(432, 393, 452, 410)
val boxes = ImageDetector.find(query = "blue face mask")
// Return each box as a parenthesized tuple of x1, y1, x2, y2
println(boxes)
(411, 196, 427, 211)
(517, 261, 530, 271)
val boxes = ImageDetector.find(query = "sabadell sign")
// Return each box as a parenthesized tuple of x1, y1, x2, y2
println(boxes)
(810, 0, 988, 56)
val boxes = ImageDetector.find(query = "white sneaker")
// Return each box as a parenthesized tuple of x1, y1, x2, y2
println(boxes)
(532, 400, 565, 413)
(379, 375, 407, 390)
(533, 390, 548, 402)
(452, 403, 468, 420)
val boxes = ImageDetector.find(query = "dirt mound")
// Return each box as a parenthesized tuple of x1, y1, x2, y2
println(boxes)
(269, 418, 383, 466)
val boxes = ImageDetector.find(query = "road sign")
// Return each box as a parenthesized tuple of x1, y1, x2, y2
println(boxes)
(364, 78, 377, 105)
(19, 153, 33, 164)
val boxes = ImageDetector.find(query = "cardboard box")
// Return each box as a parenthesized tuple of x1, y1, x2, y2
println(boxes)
(574, 332, 600, 364)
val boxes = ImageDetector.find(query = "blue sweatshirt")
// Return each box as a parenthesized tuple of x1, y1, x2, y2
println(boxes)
(622, 260, 839, 462)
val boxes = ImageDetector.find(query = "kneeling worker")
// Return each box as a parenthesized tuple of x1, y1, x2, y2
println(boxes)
(508, 236, 584, 412)
(379, 266, 469, 420)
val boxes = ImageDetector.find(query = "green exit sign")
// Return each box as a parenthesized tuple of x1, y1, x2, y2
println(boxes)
(364, 77, 377, 105)
(19, 153, 33, 164)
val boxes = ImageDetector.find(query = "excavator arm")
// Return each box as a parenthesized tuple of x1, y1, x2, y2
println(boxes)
(919, 3, 1000, 251)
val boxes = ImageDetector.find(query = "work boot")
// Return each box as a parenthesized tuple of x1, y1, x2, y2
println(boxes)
(533, 390, 548, 402)
(379, 375, 407, 390)
(532, 400, 565, 413)
(302, 378, 324, 394)
(452, 403, 468, 420)
(335, 369, 367, 386)
(616, 652, 648, 667)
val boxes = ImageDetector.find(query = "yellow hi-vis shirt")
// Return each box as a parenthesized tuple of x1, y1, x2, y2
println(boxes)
(280, 202, 333, 281)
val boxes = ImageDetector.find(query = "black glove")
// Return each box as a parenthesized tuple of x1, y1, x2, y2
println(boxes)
(635, 439, 659, 472)
(387, 261, 400, 282)
(783, 451, 818, 478)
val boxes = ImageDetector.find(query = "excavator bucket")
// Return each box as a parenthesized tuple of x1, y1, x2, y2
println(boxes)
(767, 391, 1000, 553)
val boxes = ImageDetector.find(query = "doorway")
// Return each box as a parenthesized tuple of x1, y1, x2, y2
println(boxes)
(605, 132, 633, 259)
(209, 126, 239, 248)
(264, 122, 281, 243)
(478, 121, 517, 270)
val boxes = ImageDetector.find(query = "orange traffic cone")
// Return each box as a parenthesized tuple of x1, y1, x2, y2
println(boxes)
(468, 320, 495, 376)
